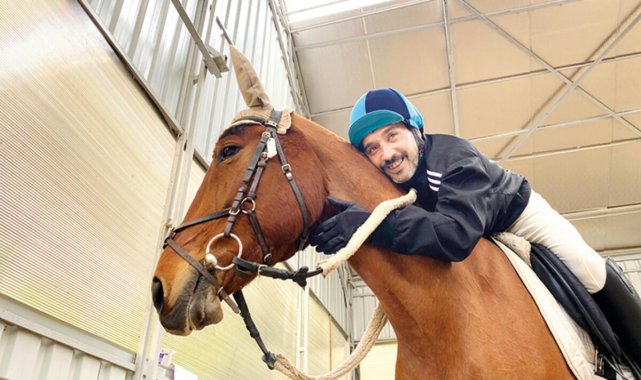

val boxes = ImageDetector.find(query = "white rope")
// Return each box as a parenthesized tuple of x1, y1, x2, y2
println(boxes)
(274, 304, 387, 380)
(273, 189, 417, 380)
(317, 189, 417, 276)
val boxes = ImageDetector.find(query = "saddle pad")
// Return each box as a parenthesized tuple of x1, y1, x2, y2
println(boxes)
(492, 238, 603, 380)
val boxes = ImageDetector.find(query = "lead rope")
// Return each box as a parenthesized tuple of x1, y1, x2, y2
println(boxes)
(273, 189, 418, 380)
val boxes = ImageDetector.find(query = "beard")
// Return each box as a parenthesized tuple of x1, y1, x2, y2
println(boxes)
(380, 153, 418, 183)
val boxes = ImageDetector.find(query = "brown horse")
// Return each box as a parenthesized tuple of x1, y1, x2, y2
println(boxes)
(152, 49, 573, 379)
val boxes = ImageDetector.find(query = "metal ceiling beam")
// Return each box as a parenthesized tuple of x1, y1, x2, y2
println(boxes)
(500, 137, 641, 162)
(361, 7, 378, 90)
(288, 0, 353, 16)
(459, 0, 641, 162)
(442, 0, 460, 136)
(292, 0, 435, 33)
(563, 203, 641, 221)
(600, 248, 641, 258)
(170, 0, 226, 77)
(457, 51, 641, 91)
(310, 51, 641, 118)
(293, 0, 579, 50)
(465, 0, 641, 162)
(470, 108, 641, 143)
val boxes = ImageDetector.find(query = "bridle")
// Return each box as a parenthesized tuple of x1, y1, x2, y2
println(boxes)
(162, 109, 323, 369)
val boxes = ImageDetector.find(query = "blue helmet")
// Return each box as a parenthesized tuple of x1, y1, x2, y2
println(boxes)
(348, 88, 424, 149)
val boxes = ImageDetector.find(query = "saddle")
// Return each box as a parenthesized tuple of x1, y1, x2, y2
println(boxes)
(529, 242, 639, 379)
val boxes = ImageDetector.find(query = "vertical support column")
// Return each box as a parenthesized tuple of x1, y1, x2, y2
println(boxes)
(294, 251, 311, 373)
(136, 2, 213, 379)
(441, 0, 460, 136)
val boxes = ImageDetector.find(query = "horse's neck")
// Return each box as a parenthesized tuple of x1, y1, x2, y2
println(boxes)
(296, 117, 440, 337)
(295, 119, 572, 378)
(294, 115, 400, 206)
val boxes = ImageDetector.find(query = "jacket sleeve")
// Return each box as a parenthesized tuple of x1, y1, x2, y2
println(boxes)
(370, 154, 493, 261)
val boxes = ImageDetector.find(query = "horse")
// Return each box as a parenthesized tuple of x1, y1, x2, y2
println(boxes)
(151, 47, 573, 379)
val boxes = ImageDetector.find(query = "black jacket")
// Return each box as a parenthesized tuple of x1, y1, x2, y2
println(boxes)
(373, 134, 531, 261)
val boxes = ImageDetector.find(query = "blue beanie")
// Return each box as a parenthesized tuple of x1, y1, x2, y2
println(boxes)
(348, 88, 424, 149)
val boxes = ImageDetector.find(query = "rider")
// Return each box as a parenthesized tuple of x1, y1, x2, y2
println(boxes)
(309, 87, 641, 368)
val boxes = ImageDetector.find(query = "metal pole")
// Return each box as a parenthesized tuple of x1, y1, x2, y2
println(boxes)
(287, 0, 347, 17)
(143, 2, 211, 378)
(470, 108, 641, 143)
(175, 1, 206, 124)
(170, 0, 223, 77)
(310, 51, 641, 119)
(292, 0, 436, 33)
(563, 202, 641, 221)
(295, 254, 304, 369)
(463, 0, 641, 161)
(441, 0, 460, 136)
(500, 137, 641, 162)
(204, 6, 234, 156)
(458, 0, 641, 161)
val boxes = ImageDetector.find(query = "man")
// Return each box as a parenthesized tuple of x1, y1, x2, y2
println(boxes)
(310, 88, 641, 367)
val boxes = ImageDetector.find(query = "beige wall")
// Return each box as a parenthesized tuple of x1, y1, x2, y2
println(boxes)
(360, 342, 398, 380)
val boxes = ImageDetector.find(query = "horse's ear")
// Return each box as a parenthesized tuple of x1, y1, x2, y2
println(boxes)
(230, 45, 271, 109)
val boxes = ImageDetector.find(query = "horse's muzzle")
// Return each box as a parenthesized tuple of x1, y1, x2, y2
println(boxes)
(152, 272, 223, 335)
(188, 275, 224, 330)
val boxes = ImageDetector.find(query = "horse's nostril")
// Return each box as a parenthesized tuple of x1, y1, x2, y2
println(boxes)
(151, 277, 164, 312)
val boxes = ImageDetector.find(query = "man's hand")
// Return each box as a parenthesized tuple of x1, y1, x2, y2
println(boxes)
(309, 197, 370, 255)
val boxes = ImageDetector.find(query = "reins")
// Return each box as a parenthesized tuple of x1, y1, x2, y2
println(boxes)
(162, 108, 417, 378)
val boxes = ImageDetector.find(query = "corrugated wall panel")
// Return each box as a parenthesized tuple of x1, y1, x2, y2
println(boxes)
(611, 254, 641, 293)
(87, 0, 299, 163)
(0, 321, 131, 380)
(0, 0, 174, 352)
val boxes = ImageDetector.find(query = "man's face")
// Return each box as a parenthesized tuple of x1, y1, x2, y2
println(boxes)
(361, 123, 420, 183)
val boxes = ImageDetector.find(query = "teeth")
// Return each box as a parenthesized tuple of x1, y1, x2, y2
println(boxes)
(388, 158, 403, 170)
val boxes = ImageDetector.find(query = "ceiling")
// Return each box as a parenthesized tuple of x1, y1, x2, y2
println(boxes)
(284, 0, 641, 256)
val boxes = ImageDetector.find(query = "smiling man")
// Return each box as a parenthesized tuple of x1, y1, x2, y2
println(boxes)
(361, 123, 421, 183)
(310, 87, 641, 368)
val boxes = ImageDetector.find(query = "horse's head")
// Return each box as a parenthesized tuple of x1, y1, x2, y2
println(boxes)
(151, 47, 328, 335)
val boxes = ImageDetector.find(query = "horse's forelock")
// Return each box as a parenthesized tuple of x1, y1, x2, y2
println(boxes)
(218, 123, 252, 140)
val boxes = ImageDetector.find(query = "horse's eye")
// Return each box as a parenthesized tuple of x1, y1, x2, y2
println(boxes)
(219, 145, 240, 162)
